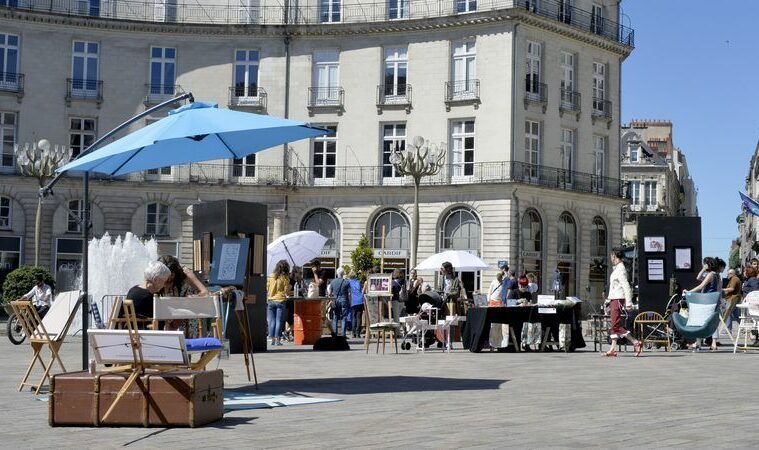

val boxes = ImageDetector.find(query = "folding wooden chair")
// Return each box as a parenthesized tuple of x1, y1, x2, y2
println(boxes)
(105, 296, 152, 330)
(10, 291, 83, 395)
(364, 295, 400, 354)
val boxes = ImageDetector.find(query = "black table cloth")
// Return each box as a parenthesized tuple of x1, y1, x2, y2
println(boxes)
(462, 304, 586, 353)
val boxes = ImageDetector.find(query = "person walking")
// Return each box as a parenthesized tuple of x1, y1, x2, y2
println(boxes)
(349, 270, 365, 338)
(605, 248, 642, 357)
(328, 267, 351, 336)
(267, 260, 292, 346)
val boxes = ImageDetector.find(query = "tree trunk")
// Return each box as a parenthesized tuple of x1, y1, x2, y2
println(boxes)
(34, 195, 42, 266)
(411, 179, 420, 268)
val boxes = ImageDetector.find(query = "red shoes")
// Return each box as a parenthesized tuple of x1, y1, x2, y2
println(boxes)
(634, 341, 643, 357)
(603, 350, 618, 357)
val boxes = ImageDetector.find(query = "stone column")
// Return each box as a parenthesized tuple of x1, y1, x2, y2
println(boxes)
(271, 210, 286, 241)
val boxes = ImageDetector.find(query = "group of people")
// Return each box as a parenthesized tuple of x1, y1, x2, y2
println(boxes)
(486, 263, 539, 307)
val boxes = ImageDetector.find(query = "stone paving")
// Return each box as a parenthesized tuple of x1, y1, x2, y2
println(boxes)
(1, 335, 759, 449)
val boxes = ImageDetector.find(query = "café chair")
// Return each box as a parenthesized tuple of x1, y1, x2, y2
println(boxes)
(633, 311, 671, 351)
(11, 291, 83, 395)
(671, 292, 721, 347)
(734, 291, 759, 353)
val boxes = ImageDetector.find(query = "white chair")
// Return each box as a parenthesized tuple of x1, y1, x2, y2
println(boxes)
(10, 291, 83, 394)
(734, 291, 759, 353)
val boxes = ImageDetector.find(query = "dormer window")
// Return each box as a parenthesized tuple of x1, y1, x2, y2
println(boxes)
(630, 145, 639, 163)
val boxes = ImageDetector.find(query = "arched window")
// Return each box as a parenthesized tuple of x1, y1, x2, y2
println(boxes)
(301, 208, 339, 251)
(557, 212, 576, 255)
(590, 216, 607, 258)
(521, 209, 543, 286)
(371, 209, 409, 249)
(0, 196, 10, 229)
(441, 207, 481, 251)
(146, 202, 170, 237)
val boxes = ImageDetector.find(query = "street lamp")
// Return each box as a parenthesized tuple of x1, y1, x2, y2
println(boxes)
(15, 139, 71, 266)
(389, 136, 446, 268)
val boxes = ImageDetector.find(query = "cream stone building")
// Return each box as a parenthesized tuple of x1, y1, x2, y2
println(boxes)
(738, 140, 759, 264)
(0, 0, 634, 300)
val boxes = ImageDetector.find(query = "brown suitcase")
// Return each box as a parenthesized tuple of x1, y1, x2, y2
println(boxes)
(50, 370, 224, 427)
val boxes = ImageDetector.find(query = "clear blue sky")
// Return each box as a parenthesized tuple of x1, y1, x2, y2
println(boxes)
(621, 0, 756, 265)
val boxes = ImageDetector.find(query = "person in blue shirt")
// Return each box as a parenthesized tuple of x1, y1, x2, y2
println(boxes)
(348, 270, 365, 338)
(500, 264, 518, 306)
(328, 267, 351, 336)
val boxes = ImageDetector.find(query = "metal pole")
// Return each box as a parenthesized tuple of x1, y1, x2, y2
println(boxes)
(81, 172, 89, 370)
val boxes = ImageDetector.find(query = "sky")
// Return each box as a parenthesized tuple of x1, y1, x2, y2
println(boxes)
(620, 0, 757, 266)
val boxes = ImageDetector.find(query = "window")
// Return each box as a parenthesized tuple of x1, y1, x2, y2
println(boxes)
(71, 41, 99, 95)
(237, 0, 259, 24)
(589, 216, 607, 298)
(560, 128, 574, 182)
(55, 238, 83, 292)
(558, 0, 571, 23)
(557, 212, 576, 296)
(372, 210, 410, 249)
(592, 62, 606, 111)
(74, 0, 100, 16)
(67, 200, 83, 233)
(456, 0, 476, 13)
(388, 0, 408, 19)
(644, 181, 657, 207)
(0, 196, 9, 229)
(525, 0, 538, 12)
(593, 135, 606, 188)
(149, 47, 176, 96)
(591, 3, 604, 34)
(312, 125, 337, 180)
(383, 47, 407, 97)
(154, 0, 178, 22)
(525, 41, 541, 95)
(146, 202, 170, 236)
(69, 117, 96, 158)
(144, 118, 172, 176)
(234, 50, 259, 97)
(0, 235, 21, 289)
(560, 51, 575, 104)
(524, 120, 540, 178)
(232, 154, 256, 178)
(590, 217, 607, 258)
(630, 145, 639, 163)
(451, 120, 474, 177)
(629, 180, 641, 205)
(0, 111, 16, 168)
(441, 208, 480, 252)
(0, 34, 19, 90)
(521, 209, 542, 281)
(452, 41, 476, 97)
(301, 209, 339, 252)
(312, 50, 340, 104)
(319, 0, 341, 23)
(382, 123, 406, 179)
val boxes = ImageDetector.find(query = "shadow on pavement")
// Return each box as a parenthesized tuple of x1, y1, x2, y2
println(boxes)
(228, 376, 507, 396)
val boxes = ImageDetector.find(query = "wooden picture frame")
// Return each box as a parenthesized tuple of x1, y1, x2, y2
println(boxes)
(674, 246, 693, 271)
(367, 274, 392, 295)
(643, 236, 666, 253)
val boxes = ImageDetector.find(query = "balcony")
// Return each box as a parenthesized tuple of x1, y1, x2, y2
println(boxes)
(0, 72, 24, 101)
(523, 80, 546, 112)
(559, 88, 581, 118)
(189, 164, 287, 185)
(144, 84, 183, 105)
(229, 86, 267, 111)
(65, 78, 103, 106)
(591, 97, 612, 124)
(307, 86, 344, 115)
(376, 84, 412, 113)
(444, 79, 480, 111)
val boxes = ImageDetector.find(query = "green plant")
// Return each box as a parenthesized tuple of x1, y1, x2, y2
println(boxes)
(350, 234, 379, 283)
(1, 266, 55, 305)
(729, 246, 741, 271)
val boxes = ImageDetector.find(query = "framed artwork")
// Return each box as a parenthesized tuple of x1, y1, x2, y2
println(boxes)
(647, 258, 666, 282)
(367, 274, 392, 295)
(209, 237, 250, 286)
(674, 247, 693, 271)
(643, 236, 666, 253)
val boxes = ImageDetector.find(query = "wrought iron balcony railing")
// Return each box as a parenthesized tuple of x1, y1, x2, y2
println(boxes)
(559, 87, 581, 113)
(445, 79, 480, 110)
(591, 97, 612, 120)
(229, 86, 267, 110)
(0, 0, 633, 47)
(377, 84, 412, 112)
(144, 83, 183, 104)
(65, 78, 103, 104)
(308, 86, 344, 109)
(0, 72, 23, 94)
(524, 80, 547, 107)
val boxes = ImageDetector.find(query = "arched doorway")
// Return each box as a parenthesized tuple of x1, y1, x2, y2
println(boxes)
(556, 212, 577, 297)
(440, 207, 482, 293)
(301, 208, 340, 277)
(521, 209, 543, 291)
(589, 216, 608, 303)
(371, 209, 410, 274)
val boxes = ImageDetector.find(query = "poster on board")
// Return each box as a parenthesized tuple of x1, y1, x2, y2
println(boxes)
(209, 238, 250, 286)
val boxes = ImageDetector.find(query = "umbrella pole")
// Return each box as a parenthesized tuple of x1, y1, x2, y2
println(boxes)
(282, 241, 297, 268)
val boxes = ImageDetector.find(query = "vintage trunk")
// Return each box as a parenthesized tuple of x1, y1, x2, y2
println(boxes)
(49, 370, 224, 427)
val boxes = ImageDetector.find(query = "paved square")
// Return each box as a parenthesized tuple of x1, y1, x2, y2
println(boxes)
(1, 337, 758, 448)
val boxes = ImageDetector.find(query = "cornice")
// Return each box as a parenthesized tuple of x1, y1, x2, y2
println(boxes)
(0, 7, 631, 55)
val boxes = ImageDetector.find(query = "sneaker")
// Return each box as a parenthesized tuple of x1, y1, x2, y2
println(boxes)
(276, 340, 284, 346)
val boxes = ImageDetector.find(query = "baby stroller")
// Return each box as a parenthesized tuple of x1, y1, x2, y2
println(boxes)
(400, 290, 445, 351)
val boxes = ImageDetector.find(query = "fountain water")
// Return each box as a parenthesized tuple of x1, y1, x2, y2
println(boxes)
(69, 232, 158, 333)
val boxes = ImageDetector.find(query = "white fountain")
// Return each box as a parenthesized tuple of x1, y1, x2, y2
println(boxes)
(69, 232, 158, 333)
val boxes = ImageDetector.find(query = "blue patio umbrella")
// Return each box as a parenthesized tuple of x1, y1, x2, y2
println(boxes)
(57, 101, 330, 176)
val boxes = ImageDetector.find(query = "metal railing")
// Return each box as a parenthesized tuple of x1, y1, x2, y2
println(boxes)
(0, 72, 23, 93)
(559, 87, 581, 112)
(377, 84, 412, 106)
(0, 0, 633, 46)
(591, 97, 612, 119)
(524, 80, 547, 104)
(144, 83, 182, 104)
(445, 79, 480, 103)
(182, 160, 623, 197)
(308, 86, 344, 108)
(66, 78, 103, 102)
(229, 86, 267, 109)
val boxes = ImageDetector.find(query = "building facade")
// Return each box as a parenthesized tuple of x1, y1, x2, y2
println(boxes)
(0, 0, 633, 299)
(738, 141, 759, 264)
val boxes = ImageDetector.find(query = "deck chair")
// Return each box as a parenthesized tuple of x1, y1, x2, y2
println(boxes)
(364, 295, 400, 354)
(10, 291, 83, 395)
(671, 292, 721, 344)
(152, 295, 224, 370)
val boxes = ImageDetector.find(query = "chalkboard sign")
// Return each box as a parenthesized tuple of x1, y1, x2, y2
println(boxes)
(209, 238, 250, 286)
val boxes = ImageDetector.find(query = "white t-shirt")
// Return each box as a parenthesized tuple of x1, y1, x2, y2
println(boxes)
(24, 284, 52, 307)
(528, 282, 538, 294)
(488, 279, 502, 301)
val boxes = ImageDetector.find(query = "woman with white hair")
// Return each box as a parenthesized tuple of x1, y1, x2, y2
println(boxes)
(125, 261, 171, 320)
(328, 267, 351, 336)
